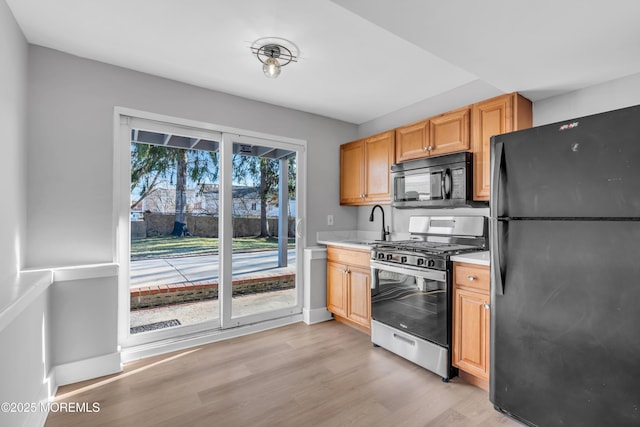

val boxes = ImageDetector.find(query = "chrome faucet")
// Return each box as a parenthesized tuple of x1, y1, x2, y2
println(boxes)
(369, 204, 390, 241)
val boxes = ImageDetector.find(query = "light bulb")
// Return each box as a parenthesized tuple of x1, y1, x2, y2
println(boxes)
(263, 57, 281, 78)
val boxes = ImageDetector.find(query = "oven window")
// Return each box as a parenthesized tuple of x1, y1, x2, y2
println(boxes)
(371, 269, 448, 346)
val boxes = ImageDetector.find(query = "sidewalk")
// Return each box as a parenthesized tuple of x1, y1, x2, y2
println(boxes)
(130, 249, 296, 288)
(129, 250, 298, 332)
(130, 288, 296, 331)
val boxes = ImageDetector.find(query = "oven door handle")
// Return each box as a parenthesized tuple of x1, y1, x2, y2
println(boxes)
(370, 260, 446, 282)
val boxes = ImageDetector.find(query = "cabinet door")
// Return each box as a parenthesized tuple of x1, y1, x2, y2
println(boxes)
(453, 287, 490, 379)
(364, 131, 394, 203)
(395, 119, 429, 162)
(472, 96, 512, 201)
(327, 261, 347, 317)
(429, 107, 470, 156)
(472, 93, 532, 201)
(340, 140, 365, 205)
(347, 266, 370, 328)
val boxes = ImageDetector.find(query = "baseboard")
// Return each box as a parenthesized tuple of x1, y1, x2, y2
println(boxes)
(26, 400, 52, 427)
(54, 352, 122, 387)
(458, 369, 489, 391)
(333, 315, 371, 335)
(303, 307, 332, 324)
(23, 373, 57, 427)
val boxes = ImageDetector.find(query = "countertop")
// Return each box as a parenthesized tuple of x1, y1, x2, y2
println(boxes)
(316, 230, 380, 250)
(317, 231, 490, 266)
(451, 251, 490, 267)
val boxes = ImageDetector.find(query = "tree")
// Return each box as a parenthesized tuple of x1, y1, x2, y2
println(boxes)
(171, 149, 188, 236)
(130, 144, 175, 210)
(233, 154, 296, 237)
(131, 142, 219, 236)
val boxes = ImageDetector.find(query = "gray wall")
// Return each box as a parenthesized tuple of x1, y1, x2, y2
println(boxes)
(0, 0, 27, 280)
(0, 2, 50, 426)
(533, 71, 640, 126)
(26, 46, 358, 268)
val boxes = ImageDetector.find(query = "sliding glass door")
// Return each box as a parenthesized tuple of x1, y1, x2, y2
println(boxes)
(223, 135, 301, 328)
(119, 114, 304, 346)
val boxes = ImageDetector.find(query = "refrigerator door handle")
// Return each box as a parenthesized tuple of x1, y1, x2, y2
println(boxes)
(491, 140, 505, 217)
(491, 218, 506, 295)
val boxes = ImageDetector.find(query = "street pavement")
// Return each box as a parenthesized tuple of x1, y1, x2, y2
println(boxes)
(130, 249, 297, 288)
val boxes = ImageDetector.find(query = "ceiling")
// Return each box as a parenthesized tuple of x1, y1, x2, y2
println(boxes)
(7, 0, 640, 124)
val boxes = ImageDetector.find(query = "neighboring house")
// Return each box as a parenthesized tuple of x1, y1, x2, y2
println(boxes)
(135, 183, 296, 217)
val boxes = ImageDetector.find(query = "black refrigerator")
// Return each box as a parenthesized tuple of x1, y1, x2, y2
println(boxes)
(490, 104, 640, 427)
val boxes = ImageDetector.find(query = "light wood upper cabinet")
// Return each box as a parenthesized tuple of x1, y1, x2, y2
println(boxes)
(340, 140, 365, 205)
(472, 93, 532, 201)
(429, 107, 470, 156)
(395, 107, 470, 162)
(340, 130, 394, 205)
(395, 119, 429, 162)
(341, 92, 531, 205)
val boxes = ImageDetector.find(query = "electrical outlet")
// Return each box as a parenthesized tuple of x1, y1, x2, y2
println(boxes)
(327, 215, 334, 226)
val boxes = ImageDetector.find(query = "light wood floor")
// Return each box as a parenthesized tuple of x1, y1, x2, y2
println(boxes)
(46, 321, 521, 427)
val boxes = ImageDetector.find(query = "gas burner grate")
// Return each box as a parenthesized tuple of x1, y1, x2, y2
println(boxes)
(374, 241, 480, 255)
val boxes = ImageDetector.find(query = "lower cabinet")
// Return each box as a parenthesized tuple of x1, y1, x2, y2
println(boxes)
(453, 262, 490, 390)
(326, 246, 371, 333)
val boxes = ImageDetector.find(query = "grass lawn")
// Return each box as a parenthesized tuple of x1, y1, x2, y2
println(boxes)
(131, 236, 295, 260)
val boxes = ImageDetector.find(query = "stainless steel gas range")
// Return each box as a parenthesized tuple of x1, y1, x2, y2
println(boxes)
(370, 215, 487, 381)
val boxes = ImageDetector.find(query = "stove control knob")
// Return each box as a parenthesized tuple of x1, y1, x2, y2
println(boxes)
(417, 258, 425, 266)
(427, 259, 435, 267)
(377, 253, 385, 260)
(386, 254, 393, 261)
(400, 256, 407, 263)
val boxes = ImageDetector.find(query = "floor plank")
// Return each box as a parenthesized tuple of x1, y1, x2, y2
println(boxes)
(45, 321, 521, 427)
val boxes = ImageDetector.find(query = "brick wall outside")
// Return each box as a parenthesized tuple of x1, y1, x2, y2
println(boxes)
(131, 272, 295, 310)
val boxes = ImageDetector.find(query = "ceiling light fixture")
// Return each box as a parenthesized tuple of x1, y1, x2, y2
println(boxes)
(251, 37, 299, 79)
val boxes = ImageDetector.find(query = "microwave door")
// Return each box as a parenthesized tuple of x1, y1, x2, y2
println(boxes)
(395, 170, 430, 203)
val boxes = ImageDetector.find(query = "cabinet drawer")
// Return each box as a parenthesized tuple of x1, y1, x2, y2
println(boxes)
(327, 246, 370, 269)
(454, 263, 490, 292)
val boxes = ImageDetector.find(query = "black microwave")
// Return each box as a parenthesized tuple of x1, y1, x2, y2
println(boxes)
(391, 152, 475, 208)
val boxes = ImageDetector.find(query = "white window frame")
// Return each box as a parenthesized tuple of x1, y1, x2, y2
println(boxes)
(113, 107, 307, 353)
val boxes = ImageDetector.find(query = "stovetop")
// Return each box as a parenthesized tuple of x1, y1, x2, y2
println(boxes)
(370, 216, 488, 270)
(372, 240, 482, 256)
(371, 241, 485, 270)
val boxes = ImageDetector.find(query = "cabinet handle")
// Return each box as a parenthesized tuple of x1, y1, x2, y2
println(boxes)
(427, 146, 433, 151)
(423, 147, 428, 151)
(467, 275, 476, 281)
(483, 304, 490, 310)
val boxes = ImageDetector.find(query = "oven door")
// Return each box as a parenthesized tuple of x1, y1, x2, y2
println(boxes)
(370, 260, 449, 346)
